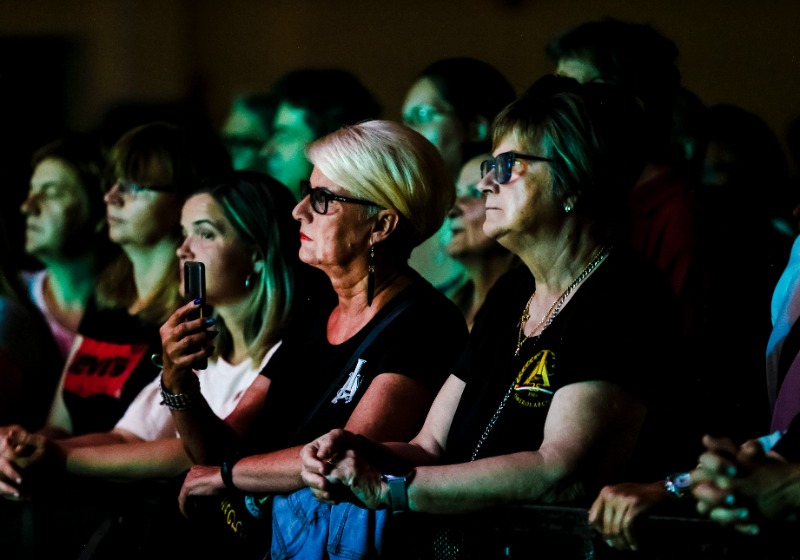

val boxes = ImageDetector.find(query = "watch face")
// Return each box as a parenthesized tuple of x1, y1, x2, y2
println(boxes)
(665, 472, 692, 497)
(382, 474, 404, 482)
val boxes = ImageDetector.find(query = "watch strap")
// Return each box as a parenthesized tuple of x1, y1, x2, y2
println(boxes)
(382, 470, 415, 513)
(159, 373, 201, 410)
(221, 454, 242, 491)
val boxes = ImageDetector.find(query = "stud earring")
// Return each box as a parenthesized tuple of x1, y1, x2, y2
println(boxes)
(245, 272, 256, 289)
(564, 202, 573, 214)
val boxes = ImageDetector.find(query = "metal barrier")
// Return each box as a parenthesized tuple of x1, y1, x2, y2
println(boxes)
(382, 503, 800, 560)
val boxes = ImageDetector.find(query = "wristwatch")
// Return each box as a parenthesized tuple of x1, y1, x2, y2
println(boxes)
(381, 470, 415, 513)
(664, 471, 692, 498)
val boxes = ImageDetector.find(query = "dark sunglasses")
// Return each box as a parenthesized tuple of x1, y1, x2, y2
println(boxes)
(480, 152, 555, 184)
(299, 180, 381, 215)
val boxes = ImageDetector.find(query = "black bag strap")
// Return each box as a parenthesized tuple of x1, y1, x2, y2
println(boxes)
(287, 295, 414, 446)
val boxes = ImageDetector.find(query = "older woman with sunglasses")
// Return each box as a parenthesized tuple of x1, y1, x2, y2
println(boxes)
(173, 119, 468, 556)
(299, 76, 684, 557)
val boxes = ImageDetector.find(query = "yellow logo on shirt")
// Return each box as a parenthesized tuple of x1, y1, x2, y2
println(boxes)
(513, 349, 555, 407)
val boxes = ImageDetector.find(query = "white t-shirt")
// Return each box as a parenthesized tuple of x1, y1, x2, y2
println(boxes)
(115, 342, 280, 441)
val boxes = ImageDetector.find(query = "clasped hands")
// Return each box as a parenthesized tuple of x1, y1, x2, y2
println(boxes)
(589, 432, 795, 551)
(0, 425, 55, 499)
(300, 428, 390, 510)
(691, 434, 798, 535)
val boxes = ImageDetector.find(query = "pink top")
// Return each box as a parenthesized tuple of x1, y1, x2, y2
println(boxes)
(22, 269, 77, 360)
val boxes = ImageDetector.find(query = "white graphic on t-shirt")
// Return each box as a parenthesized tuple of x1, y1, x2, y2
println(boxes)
(331, 358, 366, 404)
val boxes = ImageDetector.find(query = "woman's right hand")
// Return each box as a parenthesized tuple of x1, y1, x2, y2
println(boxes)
(301, 429, 375, 505)
(588, 480, 670, 551)
(0, 425, 50, 497)
(158, 299, 217, 392)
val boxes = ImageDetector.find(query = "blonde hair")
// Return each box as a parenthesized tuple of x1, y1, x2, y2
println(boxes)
(307, 120, 453, 258)
(196, 171, 301, 364)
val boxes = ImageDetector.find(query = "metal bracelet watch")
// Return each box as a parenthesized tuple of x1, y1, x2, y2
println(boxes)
(159, 373, 201, 410)
(381, 470, 415, 513)
(664, 471, 692, 498)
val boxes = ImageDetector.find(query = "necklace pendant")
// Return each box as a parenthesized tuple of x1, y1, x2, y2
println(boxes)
(511, 245, 612, 358)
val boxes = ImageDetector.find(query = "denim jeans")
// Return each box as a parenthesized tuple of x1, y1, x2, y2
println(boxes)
(271, 487, 388, 560)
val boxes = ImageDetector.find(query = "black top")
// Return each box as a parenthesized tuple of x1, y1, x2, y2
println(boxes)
(244, 274, 469, 453)
(445, 247, 688, 479)
(62, 297, 163, 435)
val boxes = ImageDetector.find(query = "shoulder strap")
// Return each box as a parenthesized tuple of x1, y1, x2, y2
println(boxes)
(287, 296, 414, 446)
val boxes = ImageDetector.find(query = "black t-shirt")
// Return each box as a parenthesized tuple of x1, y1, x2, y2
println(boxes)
(62, 298, 163, 435)
(446, 248, 686, 478)
(245, 276, 469, 453)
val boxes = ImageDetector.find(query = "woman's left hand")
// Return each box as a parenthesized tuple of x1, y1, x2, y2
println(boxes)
(305, 449, 388, 510)
(178, 464, 225, 517)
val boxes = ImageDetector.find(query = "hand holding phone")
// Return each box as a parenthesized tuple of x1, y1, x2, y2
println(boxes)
(184, 261, 208, 369)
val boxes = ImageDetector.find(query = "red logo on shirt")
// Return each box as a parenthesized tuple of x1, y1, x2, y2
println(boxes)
(63, 338, 149, 399)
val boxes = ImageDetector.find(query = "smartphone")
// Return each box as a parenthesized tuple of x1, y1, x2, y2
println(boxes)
(184, 261, 206, 319)
(184, 261, 208, 369)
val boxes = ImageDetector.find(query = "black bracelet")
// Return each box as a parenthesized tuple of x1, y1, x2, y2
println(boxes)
(221, 454, 242, 491)
(159, 374, 201, 410)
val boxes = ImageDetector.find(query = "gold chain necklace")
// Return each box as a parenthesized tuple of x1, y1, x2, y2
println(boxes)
(514, 245, 612, 356)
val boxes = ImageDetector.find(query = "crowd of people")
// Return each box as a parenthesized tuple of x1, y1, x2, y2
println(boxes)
(0, 15, 799, 560)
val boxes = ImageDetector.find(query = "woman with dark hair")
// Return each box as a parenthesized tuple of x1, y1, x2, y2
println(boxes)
(21, 134, 118, 361)
(300, 76, 682, 558)
(546, 19, 702, 338)
(404, 57, 517, 298)
(0, 121, 230, 449)
(0, 171, 306, 557)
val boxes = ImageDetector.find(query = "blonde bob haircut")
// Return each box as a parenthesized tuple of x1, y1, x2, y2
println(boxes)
(307, 119, 453, 258)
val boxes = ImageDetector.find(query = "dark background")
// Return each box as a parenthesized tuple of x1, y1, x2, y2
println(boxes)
(2, 0, 799, 263)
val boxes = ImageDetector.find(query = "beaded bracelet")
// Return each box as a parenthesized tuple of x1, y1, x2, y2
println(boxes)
(159, 373, 201, 410)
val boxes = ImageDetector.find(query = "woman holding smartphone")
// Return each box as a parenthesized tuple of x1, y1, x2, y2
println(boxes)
(0, 121, 230, 556)
(0, 171, 311, 556)
(169, 120, 468, 559)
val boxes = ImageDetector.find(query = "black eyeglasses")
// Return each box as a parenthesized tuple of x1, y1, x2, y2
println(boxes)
(103, 179, 176, 197)
(299, 180, 381, 215)
(480, 152, 554, 185)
